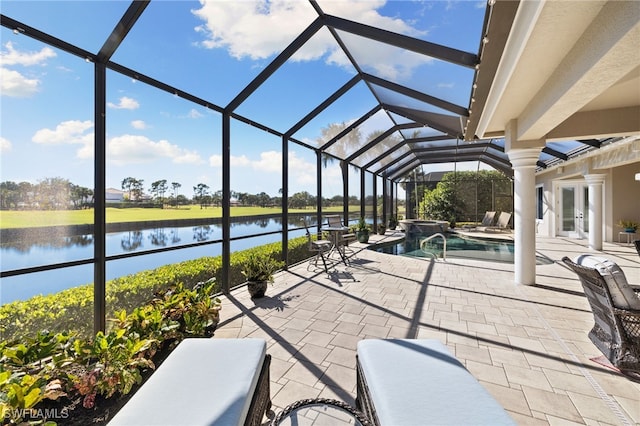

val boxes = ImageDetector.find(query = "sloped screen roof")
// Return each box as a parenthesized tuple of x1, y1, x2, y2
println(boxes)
(0, 0, 614, 181)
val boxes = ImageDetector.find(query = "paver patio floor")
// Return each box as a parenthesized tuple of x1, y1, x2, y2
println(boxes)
(215, 232, 640, 425)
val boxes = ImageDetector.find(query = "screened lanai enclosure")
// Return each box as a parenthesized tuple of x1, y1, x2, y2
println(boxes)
(1, 0, 630, 337)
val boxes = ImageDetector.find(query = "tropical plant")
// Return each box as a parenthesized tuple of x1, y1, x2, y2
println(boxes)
(356, 217, 369, 232)
(388, 215, 398, 229)
(0, 370, 65, 423)
(616, 219, 639, 232)
(71, 329, 155, 408)
(240, 254, 284, 283)
(0, 278, 226, 420)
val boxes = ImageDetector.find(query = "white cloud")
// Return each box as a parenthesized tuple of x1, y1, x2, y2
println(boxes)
(438, 82, 455, 88)
(31, 120, 94, 159)
(209, 154, 251, 167)
(0, 137, 12, 153)
(194, 1, 316, 60)
(253, 150, 282, 173)
(77, 142, 94, 159)
(288, 151, 316, 186)
(32, 120, 94, 145)
(107, 96, 139, 110)
(108, 134, 204, 166)
(174, 150, 205, 164)
(187, 108, 204, 119)
(0, 67, 40, 97)
(208, 149, 320, 188)
(0, 42, 56, 97)
(131, 120, 147, 129)
(192, 0, 427, 79)
(1, 41, 56, 66)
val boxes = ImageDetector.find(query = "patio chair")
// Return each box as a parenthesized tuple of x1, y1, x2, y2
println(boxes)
(634, 240, 640, 258)
(304, 220, 333, 274)
(562, 255, 640, 376)
(462, 211, 495, 230)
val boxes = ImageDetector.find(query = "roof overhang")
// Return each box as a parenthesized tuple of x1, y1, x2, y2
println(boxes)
(466, 0, 640, 143)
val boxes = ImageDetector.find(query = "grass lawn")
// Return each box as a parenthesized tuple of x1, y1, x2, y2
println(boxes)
(0, 205, 358, 229)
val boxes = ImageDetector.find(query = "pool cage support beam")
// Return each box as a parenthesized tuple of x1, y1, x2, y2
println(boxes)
(221, 113, 231, 293)
(372, 176, 378, 231)
(316, 152, 323, 234)
(360, 170, 366, 220)
(341, 161, 349, 226)
(93, 62, 107, 335)
(382, 177, 388, 228)
(281, 136, 289, 267)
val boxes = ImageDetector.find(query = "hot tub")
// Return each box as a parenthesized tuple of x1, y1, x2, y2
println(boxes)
(398, 219, 449, 234)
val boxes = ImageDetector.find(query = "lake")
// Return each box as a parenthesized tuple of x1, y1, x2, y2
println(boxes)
(0, 214, 339, 304)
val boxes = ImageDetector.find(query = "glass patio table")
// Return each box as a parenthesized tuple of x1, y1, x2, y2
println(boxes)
(270, 398, 372, 426)
(321, 226, 351, 264)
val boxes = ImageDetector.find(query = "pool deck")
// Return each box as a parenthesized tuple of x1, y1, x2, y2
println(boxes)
(215, 230, 640, 425)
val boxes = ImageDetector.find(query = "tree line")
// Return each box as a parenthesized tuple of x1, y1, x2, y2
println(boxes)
(0, 178, 93, 210)
(0, 177, 361, 210)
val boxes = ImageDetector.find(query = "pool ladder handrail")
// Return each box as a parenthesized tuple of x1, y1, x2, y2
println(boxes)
(419, 233, 447, 260)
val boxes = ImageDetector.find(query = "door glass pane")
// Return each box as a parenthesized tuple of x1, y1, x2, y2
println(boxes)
(562, 187, 575, 231)
(583, 186, 589, 233)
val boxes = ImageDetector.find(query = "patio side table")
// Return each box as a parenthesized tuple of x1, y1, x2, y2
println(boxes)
(618, 231, 636, 244)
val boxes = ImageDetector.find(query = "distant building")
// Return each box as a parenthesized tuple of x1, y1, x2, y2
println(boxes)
(106, 188, 125, 203)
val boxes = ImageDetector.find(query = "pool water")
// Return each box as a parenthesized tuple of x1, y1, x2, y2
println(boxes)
(374, 232, 550, 264)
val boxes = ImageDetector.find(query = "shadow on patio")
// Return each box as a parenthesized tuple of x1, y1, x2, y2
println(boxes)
(215, 235, 640, 425)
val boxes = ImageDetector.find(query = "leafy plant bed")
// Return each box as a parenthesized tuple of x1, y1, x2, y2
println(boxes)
(32, 340, 176, 425)
(0, 281, 220, 425)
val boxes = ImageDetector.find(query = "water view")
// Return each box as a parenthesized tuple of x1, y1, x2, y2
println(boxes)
(0, 216, 317, 304)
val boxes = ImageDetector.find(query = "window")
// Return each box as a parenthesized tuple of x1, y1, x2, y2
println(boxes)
(536, 185, 544, 220)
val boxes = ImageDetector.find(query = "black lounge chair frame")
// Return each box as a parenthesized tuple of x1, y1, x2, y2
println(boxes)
(245, 354, 272, 426)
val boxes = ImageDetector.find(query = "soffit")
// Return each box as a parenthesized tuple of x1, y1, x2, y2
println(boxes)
(472, 0, 640, 143)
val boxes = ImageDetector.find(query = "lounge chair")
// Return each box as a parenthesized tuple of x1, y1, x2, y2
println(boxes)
(562, 255, 640, 376)
(109, 338, 272, 426)
(356, 339, 515, 425)
(462, 211, 495, 230)
(488, 211, 511, 232)
(634, 240, 640, 258)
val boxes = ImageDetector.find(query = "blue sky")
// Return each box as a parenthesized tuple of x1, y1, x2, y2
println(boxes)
(1, 0, 488, 199)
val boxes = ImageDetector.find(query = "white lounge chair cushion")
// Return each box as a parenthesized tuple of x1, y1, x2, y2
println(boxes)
(357, 339, 514, 425)
(574, 255, 640, 310)
(109, 338, 266, 426)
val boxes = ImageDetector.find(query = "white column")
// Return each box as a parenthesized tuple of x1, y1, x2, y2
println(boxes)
(508, 148, 542, 285)
(584, 174, 606, 251)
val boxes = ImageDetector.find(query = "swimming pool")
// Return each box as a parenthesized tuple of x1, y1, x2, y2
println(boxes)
(373, 232, 551, 265)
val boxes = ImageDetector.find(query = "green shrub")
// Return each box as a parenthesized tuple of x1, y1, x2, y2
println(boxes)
(0, 236, 311, 342)
(0, 279, 223, 420)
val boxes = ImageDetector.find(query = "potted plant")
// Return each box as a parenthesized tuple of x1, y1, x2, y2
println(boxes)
(617, 219, 639, 233)
(377, 223, 387, 235)
(241, 253, 284, 298)
(388, 215, 398, 230)
(356, 217, 370, 243)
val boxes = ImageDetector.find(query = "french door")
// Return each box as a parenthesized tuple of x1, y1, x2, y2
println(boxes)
(558, 183, 589, 238)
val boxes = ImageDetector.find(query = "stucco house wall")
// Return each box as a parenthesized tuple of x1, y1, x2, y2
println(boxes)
(534, 137, 640, 242)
